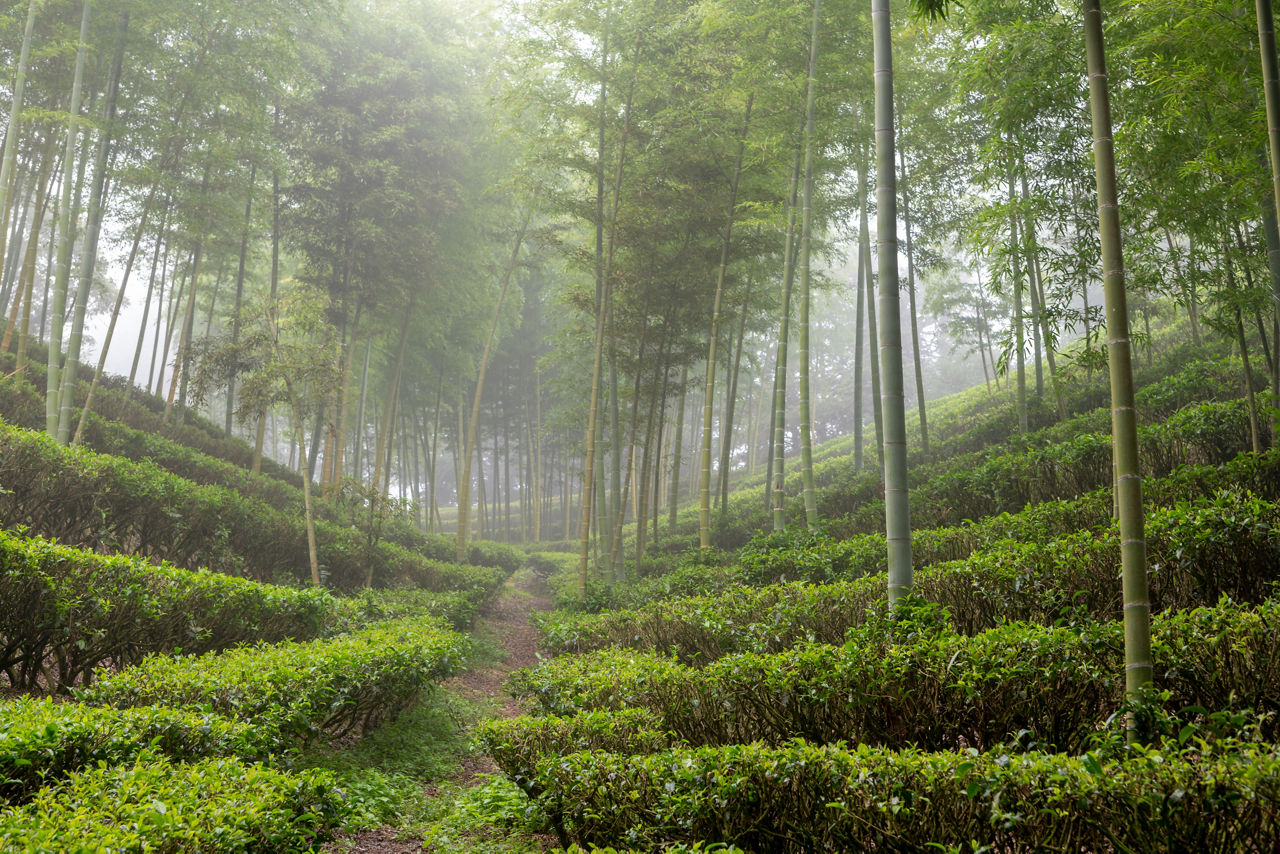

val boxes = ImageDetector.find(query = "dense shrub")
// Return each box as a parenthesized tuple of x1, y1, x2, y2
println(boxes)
(542, 491, 1280, 658)
(516, 598, 1280, 754)
(533, 739, 1280, 852)
(79, 617, 467, 747)
(0, 756, 349, 852)
(336, 587, 483, 631)
(0, 699, 269, 804)
(0, 422, 506, 590)
(0, 531, 337, 690)
(474, 708, 678, 798)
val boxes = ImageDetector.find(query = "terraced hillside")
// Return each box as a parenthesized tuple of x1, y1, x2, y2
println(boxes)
(478, 336, 1280, 852)
(0, 363, 532, 850)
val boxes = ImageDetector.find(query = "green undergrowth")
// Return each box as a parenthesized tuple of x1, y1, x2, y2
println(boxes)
(78, 617, 468, 749)
(512, 597, 1280, 754)
(645, 346, 1259, 554)
(0, 419, 516, 589)
(537, 489, 1280, 658)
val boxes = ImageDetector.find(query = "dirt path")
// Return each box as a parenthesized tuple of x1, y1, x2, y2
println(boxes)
(435, 569, 552, 784)
(330, 568, 553, 853)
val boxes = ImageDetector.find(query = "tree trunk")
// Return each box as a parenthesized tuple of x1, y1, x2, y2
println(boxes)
(1255, 0, 1280, 438)
(0, 0, 39, 271)
(872, 0, 914, 606)
(457, 211, 529, 560)
(226, 163, 256, 433)
(861, 175, 885, 474)
(795, 0, 821, 531)
(718, 301, 749, 511)
(3, 139, 53, 363)
(1084, 0, 1151, 738)
(1008, 170, 1028, 433)
(770, 143, 804, 529)
(853, 160, 870, 473)
(898, 145, 929, 451)
(1224, 237, 1262, 453)
(45, 0, 92, 440)
(668, 367, 688, 529)
(1022, 171, 1067, 420)
(697, 91, 755, 547)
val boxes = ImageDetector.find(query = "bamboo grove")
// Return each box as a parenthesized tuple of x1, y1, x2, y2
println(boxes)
(3, 0, 1280, 698)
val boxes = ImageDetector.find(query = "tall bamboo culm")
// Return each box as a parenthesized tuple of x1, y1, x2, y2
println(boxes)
(872, 0, 913, 605)
(1083, 0, 1151, 740)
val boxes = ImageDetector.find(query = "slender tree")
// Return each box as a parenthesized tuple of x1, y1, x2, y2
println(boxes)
(795, 0, 821, 530)
(873, 0, 913, 605)
(1084, 0, 1152, 736)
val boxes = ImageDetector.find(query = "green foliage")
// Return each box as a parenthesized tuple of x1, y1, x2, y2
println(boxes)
(336, 587, 482, 631)
(532, 739, 1280, 851)
(0, 757, 350, 853)
(0, 529, 336, 690)
(540, 490, 1280, 659)
(514, 598, 1280, 754)
(0, 420, 505, 589)
(0, 699, 270, 805)
(78, 617, 467, 749)
(474, 709, 678, 798)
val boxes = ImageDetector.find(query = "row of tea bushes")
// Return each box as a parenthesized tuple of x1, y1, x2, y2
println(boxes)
(0, 422, 513, 589)
(652, 351, 1252, 552)
(528, 739, 1280, 852)
(0, 698, 271, 805)
(515, 598, 1280, 754)
(539, 490, 1280, 659)
(0, 756, 350, 852)
(79, 617, 468, 748)
(0, 359, 306, 491)
(832, 398, 1255, 538)
(582, 446, 1280, 615)
(474, 708, 678, 799)
(0, 531, 338, 691)
(77, 407, 525, 572)
(0, 529, 507, 691)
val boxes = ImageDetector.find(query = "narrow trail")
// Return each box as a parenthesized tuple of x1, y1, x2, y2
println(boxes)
(435, 568, 553, 784)
(331, 567, 553, 853)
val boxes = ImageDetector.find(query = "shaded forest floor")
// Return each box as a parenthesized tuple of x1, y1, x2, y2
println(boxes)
(323, 567, 556, 853)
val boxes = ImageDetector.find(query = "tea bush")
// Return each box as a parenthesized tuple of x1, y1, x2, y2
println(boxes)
(516, 598, 1280, 753)
(0, 699, 270, 804)
(0, 530, 337, 690)
(473, 708, 678, 799)
(534, 739, 1280, 852)
(79, 617, 467, 747)
(0, 756, 350, 852)
(539, 491, 1280, 658)
(0, 422, 513, 589)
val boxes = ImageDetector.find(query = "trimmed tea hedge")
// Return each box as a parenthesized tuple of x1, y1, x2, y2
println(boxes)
(649, 352, 1256, 552)
(79, 617, 467, 747)
(0, 756, 349, 852)
(0, 698, 269, 804)
(540, 491, 1280, 659)
(474, 708, 678, 798)
(516, 598, 1280, 753)
(0, 530, 337, 690)
(532, 739, 1280, 852)
(0, 421, 507, 589)
(337, 586, 486, 631)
